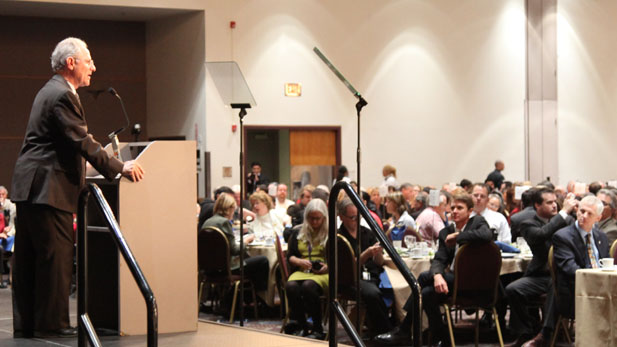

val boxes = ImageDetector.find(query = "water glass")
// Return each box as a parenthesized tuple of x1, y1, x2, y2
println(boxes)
(404, 235, 416, 249)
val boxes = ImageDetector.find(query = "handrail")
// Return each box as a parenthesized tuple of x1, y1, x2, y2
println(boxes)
(327, 181, 420, 347)
(77, 183, 158, 347)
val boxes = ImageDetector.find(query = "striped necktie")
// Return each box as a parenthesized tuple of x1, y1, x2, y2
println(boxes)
(586, 233, 598, 269)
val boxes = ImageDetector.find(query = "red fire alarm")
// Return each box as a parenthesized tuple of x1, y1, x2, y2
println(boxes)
(232, 124, 237, 132)
(230, 21, 236, 29)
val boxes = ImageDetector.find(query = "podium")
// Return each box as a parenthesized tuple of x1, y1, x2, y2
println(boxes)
(86, 140, 197, 335)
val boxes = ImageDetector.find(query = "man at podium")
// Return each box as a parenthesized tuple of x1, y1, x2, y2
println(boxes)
(10, 37, 144, 338)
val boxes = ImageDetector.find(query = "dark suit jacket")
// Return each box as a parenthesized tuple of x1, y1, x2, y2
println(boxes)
(522, 213, 572, 277)
(510, 206, 536, 243)
(552, 224, 609, 315)
(11, 74, 123, 213)
(430, 215, 493, 276)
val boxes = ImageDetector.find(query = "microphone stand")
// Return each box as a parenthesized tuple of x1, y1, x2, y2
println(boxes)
(232, 103, 250, 327)
(354, 94, 367, 331)
(107, 87, 131, 161)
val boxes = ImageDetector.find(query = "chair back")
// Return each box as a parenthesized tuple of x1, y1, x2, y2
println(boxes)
(274, 231, 289, 285)
(611, 239, 617, 263)
(198, 226, 232, 280)
(451, 241, 501, 307)
(335, 234, 357, 297)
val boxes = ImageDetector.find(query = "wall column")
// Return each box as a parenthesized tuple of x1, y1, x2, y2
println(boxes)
(525, 0, 558, 184)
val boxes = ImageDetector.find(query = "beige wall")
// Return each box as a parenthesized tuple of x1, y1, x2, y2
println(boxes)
(5, 0, 616, 194)
(558, 0, 617, 185)
(204, 0, 527, 191)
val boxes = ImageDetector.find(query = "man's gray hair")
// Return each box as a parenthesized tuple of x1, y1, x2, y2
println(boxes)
(597, 189, 616, 209)
(580, 195, 604, 216)
(50, 37, 87, 72)
(0, 185, 7, 194)
(337, 198, 354, 217)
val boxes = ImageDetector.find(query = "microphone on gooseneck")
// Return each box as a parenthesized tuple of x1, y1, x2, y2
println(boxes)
(108, 87, 130, 136)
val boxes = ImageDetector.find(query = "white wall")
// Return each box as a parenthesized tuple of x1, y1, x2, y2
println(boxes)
(558, 0, 617, 185)
(204, 0, 526, 192)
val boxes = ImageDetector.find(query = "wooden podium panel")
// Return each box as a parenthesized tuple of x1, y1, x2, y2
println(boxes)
(87, 141, 197, 335)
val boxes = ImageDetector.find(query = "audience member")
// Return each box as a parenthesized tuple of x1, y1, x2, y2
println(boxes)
(486, 160, 505, 191)
(552, 195, 609, 319)
(368, 187, 387, 220)
(361, 191, 383, 229)
(201, 193, 269, 294)
(382, 165, 398, 190)
(273, 183, 293, 226)
(471, 183, 511, 242)
(198, 186, 233, 230)
(510, 188, 537, 243)
(0, 186, 16, 252)
(459, 178, 473, 193)
(246, 161, 269, 197)
(410, 192, 427, 220)
(333, 165, 351, 185)
(385, 192, 418, 241)
(337, 198, 391, 336)
(287, 185, 314, 227)
(285, 199, 329, 340)
(588, 181, 604, 195)
(311, 187, 329, 203)
(487, 193, 506, 215)
(376, 191, 493, 346)
(249, 191, 285, 240)
(596, 188, 617, 245)
(414, 193, 445, 243)
(504, 188, 577, 347)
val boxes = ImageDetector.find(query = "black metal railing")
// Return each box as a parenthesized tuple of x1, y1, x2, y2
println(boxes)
(77, 183, 158, 347)
(327, 181, 421, 347)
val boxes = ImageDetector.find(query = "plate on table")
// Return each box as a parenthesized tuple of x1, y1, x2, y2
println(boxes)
(600, 266, 617, 272)
(248, 241, 266, 246)
(501, 252, 516, 258)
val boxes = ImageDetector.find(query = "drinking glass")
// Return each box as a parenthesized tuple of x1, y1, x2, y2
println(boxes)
(404, 235, 416, 249)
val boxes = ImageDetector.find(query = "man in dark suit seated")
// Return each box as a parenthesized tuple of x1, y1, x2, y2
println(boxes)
(375, 190, 493, 346)
(595, 189, 617, 246)
(552, 195, 609, 317)
(505, 188, 577, 347)
(510, 188, 537, 243)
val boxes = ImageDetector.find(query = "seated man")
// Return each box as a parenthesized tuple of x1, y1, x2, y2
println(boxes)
(552, 195, 609, 317)
(337, 198, 391, 337)
(273, 183, 294, 226)
(596, 189, 617, 245)
(504, 188, 576, 347)
(471, 183, 511, 242)
(375, 190, 493, 346)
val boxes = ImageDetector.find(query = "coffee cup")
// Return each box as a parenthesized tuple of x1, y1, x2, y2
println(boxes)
(599, 258, 614, 269)
(393, 240, 402, 250)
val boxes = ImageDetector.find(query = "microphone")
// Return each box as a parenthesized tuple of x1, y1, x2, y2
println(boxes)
(108, 87, 130, 137)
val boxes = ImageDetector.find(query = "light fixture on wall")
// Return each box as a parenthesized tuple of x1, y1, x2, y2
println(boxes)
(284, 83, 302, 96)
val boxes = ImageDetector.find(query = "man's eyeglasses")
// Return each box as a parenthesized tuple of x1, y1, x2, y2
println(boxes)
(343, 215, 358, 221)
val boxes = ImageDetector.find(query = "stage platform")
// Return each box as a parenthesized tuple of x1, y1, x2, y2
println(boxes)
(0, 285, 340, 347)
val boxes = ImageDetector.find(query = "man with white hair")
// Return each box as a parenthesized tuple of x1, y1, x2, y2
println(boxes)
(11, 37, 144, 338)
(552, 196, 609, 330)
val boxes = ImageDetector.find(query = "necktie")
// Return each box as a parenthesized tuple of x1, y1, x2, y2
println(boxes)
(586, 233, 598, 269)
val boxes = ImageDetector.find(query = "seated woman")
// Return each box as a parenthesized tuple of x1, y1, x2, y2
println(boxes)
(285, 199, 329, 340)
(249, 191, 285, 241)
(201, 193, 269, 294)
(385, 191, 419, 241)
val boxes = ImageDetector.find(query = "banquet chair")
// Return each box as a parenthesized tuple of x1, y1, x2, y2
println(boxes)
(442, 241, 504, 347)
(335, 234, 366, 333)
(274, 232, 291, 332)
(548, 246, 573, 347)
(198, 226, 258, 323)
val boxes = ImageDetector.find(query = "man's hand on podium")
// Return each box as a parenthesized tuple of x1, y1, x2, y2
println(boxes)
(122, 160, 145, 182)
